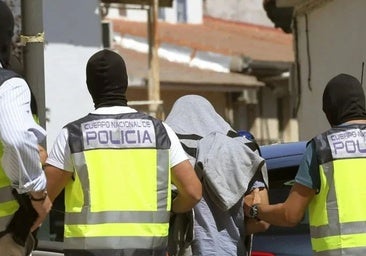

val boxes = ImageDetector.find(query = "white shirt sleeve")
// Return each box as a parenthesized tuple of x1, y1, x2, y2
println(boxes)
(0, 77, 46, 193)
(46, 128, 74, 172)
(163, 122, 189, 167)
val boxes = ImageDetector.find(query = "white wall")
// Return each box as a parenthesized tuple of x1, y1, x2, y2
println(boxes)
(125, 5, 148, 21)
(5, 0, 102, 148)
(295, 0, 366, 140)
(43, 0, 102, 148)
(107, 0, 203, 24)
(204, 0, 274, 27)
(186, 0, 203, 24)
(106, 0, 270, 26)
(44, 44, 99, 148)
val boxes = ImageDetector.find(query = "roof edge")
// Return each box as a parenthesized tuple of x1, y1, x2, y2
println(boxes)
(293, 0, 334, 16)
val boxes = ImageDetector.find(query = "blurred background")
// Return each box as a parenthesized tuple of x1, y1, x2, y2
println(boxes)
(6, 0, 366, 147)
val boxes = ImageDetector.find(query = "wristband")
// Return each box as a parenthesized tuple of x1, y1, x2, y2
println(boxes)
(29, 190, 48, 202)
(249, 204, 260, 219)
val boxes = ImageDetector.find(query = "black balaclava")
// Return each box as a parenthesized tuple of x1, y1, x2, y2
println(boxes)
(86, 49, 128, 108)
(0, 1, 14, 68)
(322, 73, 366, 126)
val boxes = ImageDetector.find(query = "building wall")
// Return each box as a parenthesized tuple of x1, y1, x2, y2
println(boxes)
(126, 86, 296, 144)
(43, 1, 101, 46)
(109, 0, 203, 24)
(258, 87, 280, 143)
(107, 0, 270, 26)
(8, 0, 296, 146)
(5, 0, 102, 148)
(294, 0, 366, 140)
(107, 0, 297, 144)
(43, 0, 102, 147)
(161, 0, 203, 24)
(127, 88, 227, 121)
(204, 0, 274, 27)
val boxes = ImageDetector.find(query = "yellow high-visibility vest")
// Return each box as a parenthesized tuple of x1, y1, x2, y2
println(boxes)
(309, 125, 366, 255)
(0, 148, 18, 231)
(63, 112, 171, 256)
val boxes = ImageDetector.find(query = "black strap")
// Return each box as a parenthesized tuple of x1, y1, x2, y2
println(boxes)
(180, 143, 197, 158)
(226, 130, 261, 154)
(176, 133, 202, 158)
(226, 130, 238, 138)
(0, 68, 20, 84)
(176, 131, 261, 157)
(176, 133, 203, 140)
(243, 141, 261, 153)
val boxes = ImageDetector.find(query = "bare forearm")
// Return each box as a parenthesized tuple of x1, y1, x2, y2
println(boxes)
(171, 160, 202, 213)
(245, 218, 270, 235)
(44, 165, 72, 202)
(171, 194, 201, 213)
(256, 203, 301, 227)
(245, 183, 314, 227)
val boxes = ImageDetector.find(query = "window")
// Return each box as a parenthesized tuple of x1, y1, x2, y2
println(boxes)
(176, 0, 187, 23)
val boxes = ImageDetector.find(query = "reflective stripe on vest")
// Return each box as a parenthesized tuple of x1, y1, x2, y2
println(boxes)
(310, 126, 366, 255)
(0, 149, 19, 231)
(0, 186, 18, 230)
(64, 113, 171, 253)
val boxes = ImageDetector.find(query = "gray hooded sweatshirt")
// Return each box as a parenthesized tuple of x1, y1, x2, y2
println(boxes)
(166, 95, 268, 256)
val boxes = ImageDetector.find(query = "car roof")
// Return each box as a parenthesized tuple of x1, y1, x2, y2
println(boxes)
(259, 141, 307, 170)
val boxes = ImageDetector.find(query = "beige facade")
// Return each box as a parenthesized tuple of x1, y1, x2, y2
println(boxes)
(279, 0, 366, 140)
(124, 71, 298, 145)
(108, 15, 297, 144)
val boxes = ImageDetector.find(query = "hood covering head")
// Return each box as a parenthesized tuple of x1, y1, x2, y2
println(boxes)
(322, 73, 366, 126)
(166, 94, 268, 213)
(86, 49, 128, 108)
(0, 1, 14, 68)
(165, 95, 232, 137)
(165, 95, 233, 165)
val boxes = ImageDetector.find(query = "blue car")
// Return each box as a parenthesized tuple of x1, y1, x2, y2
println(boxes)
(252, 141, 312, 256)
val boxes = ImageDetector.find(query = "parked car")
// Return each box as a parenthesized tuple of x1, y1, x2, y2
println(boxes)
(33, 141, 311, 256)
(252, 141, 312, 256)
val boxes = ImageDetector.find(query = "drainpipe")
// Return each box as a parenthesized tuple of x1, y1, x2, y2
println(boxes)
(20, 0, 49, 239)
(21, 0, 46, 133)
(147, 0, 161, 118)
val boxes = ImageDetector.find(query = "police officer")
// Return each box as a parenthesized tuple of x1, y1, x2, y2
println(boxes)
(244, 73, 366, 255)
(44, 49, 202, 256)
(0, 1, 51, 255)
